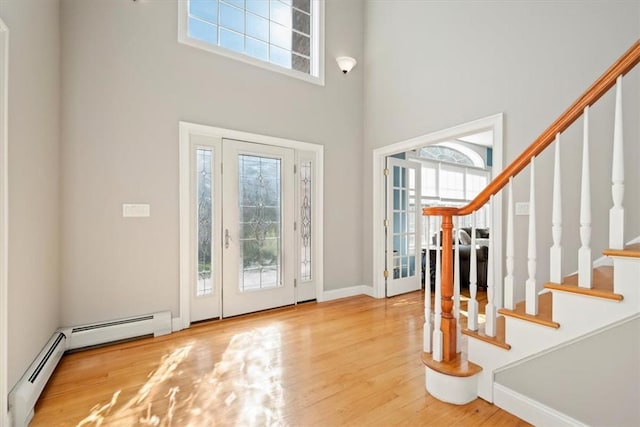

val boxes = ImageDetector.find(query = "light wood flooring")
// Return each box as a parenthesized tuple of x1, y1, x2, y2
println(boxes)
(31, 290, 529, 426)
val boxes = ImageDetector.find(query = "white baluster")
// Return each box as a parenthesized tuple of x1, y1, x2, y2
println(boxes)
(504, 178, 515, 310)
(526, 157, 538, 316)
(468, 213, 478, 331)
(485, 196, 497, 337)
(433, 217, 443, 362)
(550, 133, 563, 284)
(610, 75, 625, 250)
(423, 215, 432, 352)
(579, 107, 593, 288)
(454, 217, 461, 352)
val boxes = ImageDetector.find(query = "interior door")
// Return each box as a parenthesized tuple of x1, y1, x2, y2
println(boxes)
(222, 139, 295, 317)
(386, 157, 422, 297)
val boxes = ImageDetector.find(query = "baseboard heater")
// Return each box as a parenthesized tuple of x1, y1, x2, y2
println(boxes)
(8, 310, 171, 427)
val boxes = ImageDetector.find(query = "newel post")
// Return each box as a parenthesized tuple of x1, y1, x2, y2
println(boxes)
(440, 213, 457, 361)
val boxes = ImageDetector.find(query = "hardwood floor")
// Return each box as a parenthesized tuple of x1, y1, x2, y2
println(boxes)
(31, 291, 529, 426)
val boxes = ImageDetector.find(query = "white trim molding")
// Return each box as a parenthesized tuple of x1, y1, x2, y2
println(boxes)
(319, 285, 374, 302)
(178, 122, 324, 327)
(493, 384, 588, 427)
(0, 17, 9, 427)
(372, 114, 504, 300)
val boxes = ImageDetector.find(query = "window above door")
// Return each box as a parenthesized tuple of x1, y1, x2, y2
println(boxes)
(178, 0, 325, 85)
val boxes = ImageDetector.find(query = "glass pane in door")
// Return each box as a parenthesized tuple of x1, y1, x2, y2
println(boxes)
(197, 148, 213, 296)
(238, 154, 282, 291)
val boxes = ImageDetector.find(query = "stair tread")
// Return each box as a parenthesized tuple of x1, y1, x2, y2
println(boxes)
(498, 292, 560, 329)
(463, 315, 511, 350)
(545, 266, 623, 301)
(603, 243, 640, 259)
(422, 351, 482, 377)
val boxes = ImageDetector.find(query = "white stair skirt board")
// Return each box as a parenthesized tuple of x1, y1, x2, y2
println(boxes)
(425, 367, 479, 405)
(9, 311, 172, 427)
(493, 383, 588, 427)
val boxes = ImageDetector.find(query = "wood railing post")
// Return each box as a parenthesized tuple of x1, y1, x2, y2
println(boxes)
(440, 214, 456, 361)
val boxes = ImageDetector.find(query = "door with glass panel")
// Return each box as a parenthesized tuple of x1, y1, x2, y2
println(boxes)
(222, 140, 295, 318)
(385, 157, 422, 297)
(189, 137, 295, 321)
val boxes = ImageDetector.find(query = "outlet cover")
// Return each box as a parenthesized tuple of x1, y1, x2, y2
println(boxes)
(515, 202, 530, 216)
(123, 204, 150, 218)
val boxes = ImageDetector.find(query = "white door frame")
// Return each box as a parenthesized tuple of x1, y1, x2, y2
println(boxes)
(0, 17, 9, 427)
(372, 114, 504, 299)
(178, 122, 324, 330)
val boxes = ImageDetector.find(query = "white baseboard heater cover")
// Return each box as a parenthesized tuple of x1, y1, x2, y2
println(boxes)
(8, 310, 171, 427)
(8, 332, 66, 427)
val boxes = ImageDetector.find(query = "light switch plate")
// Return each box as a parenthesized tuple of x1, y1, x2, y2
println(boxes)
(515, 202, 530, 216)
(122, 204, 150, 217)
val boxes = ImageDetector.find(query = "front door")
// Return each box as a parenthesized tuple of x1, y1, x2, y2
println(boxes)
(221, 140, 295, 317)
(188, 137, 295, 321)
(385, 157, 422, 297)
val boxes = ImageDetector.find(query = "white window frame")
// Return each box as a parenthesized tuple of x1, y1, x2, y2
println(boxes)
(177, 0, 325, 86)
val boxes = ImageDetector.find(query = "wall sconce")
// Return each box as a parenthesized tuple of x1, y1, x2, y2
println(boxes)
(336, 56, 357, 74)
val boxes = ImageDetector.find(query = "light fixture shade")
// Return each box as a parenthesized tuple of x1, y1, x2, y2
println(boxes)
(336, 56, 357, 74)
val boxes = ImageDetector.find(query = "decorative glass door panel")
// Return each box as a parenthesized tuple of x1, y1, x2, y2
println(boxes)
(386, 157, 421, 297)
(238, 154, 282, 291)
(222, 140, 295, 317)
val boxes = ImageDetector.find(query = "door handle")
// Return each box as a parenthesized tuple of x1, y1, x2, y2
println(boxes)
(225, 229, 231, 249)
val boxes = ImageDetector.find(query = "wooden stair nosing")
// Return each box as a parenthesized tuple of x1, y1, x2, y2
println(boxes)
(462, 316, 511, 350)
(602, 242, 640, 259)
(421, 351, 482, 378)
(544, 265, 623, 301)
(498, 292, 560, 329)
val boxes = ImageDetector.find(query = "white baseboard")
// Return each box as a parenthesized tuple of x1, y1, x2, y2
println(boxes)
(172, 317, 183, 332)
(319, 285, 373, 302)
(493, 383, 587, 427)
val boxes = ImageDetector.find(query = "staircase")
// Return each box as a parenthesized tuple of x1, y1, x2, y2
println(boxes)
(421, 39, 640, 425)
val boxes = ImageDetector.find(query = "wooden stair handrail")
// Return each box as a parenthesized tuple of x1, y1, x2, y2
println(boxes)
(424, 39, 640, 217)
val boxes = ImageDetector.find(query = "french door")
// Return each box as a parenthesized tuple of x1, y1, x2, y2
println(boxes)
(385, 157, 422, 297)
(189, 137, 295, 321)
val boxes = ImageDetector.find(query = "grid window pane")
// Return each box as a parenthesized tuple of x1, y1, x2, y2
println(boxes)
(223, 0, 244, 9)
(293, 0, 310, 13)
(220, 27, 244, 52)
(246, 12, 269, 41)
(292, 32, 310, 56)
(246, 0, 269, 17)
(270, 44, 291, 68)
(188, 17, 218, 45)
(293, 9, 310, 34)
(246, 37, 269, 61)
(190, 0, 218, 24)
(270, 22, 291, 49)
(292, 53, 310, 73)
(186, 0, 316, 76)
(219, 2, 244, 33)
(270, 0, 292, 27)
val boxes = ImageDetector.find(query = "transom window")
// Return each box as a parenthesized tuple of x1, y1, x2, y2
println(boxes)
(179, 0, 323, 84)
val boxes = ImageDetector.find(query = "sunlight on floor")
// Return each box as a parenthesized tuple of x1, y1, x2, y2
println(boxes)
(76, 325, 285, 426)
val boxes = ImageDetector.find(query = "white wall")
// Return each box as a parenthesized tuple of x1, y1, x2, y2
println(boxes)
(363, 1, 640, 291)
(0, 0, 61, 389)
(60, 0, 364, 326)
